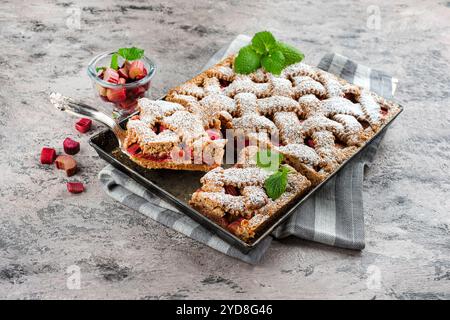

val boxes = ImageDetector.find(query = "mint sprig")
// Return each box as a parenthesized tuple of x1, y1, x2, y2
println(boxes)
(264, 166, 289, 201)
(234, 31, 304, 75)
(234, 45, 261, 75)
(110, 53, 119, 70)
(256, 150, 290, 200)
(117, 47, 144, 61)
(102, 46, 145, 71)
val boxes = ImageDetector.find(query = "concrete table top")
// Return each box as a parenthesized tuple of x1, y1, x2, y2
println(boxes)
(0, 0, 449, 299)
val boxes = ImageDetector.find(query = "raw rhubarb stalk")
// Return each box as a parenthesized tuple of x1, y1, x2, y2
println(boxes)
(128, 60, 145, 79)
(118, 68, 129, 79)
(55, 155, 77, 177)
(103, 68, 119, 84)
(96, 84, 107, 97)
(75, 118, 92, 133)
(67, 182, 84, 194)
(40, 147, 57, 164)
(63, 138, 80, 155)
(135, 67, 148, 80)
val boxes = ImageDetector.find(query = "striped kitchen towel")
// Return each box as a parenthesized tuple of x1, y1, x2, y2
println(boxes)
(99, 35, 399, 264)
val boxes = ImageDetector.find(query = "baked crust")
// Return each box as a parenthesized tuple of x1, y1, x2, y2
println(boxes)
(146, 54, 401, 241)
(124, 99, 226, 171)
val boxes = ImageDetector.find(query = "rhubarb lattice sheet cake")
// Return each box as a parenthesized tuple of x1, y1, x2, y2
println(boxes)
(126, 55, 401, 242)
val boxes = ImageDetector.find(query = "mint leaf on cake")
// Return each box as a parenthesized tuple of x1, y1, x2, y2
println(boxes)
(233, 31, 304, 75)
(234, 45, 261, 74)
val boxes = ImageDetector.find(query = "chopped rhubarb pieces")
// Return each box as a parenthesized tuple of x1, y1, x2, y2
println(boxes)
(118, 77, 126, 85)
(40, 147, 56, 164)
(55, 155, 77, 177)
(96, 84, 107, 97)
(67, 182, 84, 194)
(224, 185, 239, 196)
(135, 67, 148, 80)
(106, 88, 127, 102)
(75, 118, 92, 133)
(128, 60, 145, 79)
(130, 85, 146, 98)
(206, 129, 221, 141)
(118, 68, 129, 79)
(63, 138, 80, 155)
(127, 143, 141, 155)
(103, 67, 119, 84)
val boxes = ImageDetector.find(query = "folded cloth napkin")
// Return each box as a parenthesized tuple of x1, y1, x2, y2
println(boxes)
(99, 35, 398, 264)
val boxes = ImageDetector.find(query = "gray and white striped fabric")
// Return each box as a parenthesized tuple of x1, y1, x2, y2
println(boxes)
(99, 35, 398, 264)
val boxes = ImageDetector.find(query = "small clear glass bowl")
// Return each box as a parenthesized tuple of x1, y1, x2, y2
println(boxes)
(87, 51, 156, 117)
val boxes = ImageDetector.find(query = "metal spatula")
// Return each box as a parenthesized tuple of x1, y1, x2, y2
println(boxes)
(49, 92, 128, 152)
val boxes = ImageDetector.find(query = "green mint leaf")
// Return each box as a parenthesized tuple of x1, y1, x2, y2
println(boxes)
(261, 50, 285, 75)
(96, 66, 106, 73)
(234, 45, 261, 74)
(117, 47, 144, 61)
(110, 53, 119, 70)
(274, 42, 304, 66)
(264, 168, 289, 200)
(256, 150, 283, 171)
(251, 31, 276, 55)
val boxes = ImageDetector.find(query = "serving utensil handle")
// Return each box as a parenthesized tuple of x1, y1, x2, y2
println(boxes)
(49, 92, 127, 148)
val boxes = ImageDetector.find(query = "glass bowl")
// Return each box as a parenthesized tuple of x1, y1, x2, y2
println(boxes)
(87, 51, 156, 117)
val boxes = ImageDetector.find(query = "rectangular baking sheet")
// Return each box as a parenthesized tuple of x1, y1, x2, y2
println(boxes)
(89, 104, 403, 253)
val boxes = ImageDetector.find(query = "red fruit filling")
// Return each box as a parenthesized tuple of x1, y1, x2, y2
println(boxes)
(55, 155, 77, 177)
(224, 185, 240, 196)
(360, 120, 370, 129)
(67, 182, 84, 194)
(206, 129, 221, 141)
(380, 108, 388, 116)
(75, 118, 92, 133)
(227, 217, 244, 233)
(63, 138, 80, 155)
(40, 147, 56, 164)
(127, 143, 141, 155)
(219, 79, 231, 88)
(305, 138, 315, 148)
(103, 68, 119, 84)
(153, 123, 167, 133)
(136, 153, 171, 162)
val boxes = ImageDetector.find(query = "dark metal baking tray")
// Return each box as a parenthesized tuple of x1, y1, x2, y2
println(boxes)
(89, 105, 403, 253)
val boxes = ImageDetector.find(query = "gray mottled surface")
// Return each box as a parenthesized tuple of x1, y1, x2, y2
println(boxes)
(0, 0, 449, 300)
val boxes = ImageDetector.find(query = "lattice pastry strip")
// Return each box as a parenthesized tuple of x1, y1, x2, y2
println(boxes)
(292, 76, 327, 99)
